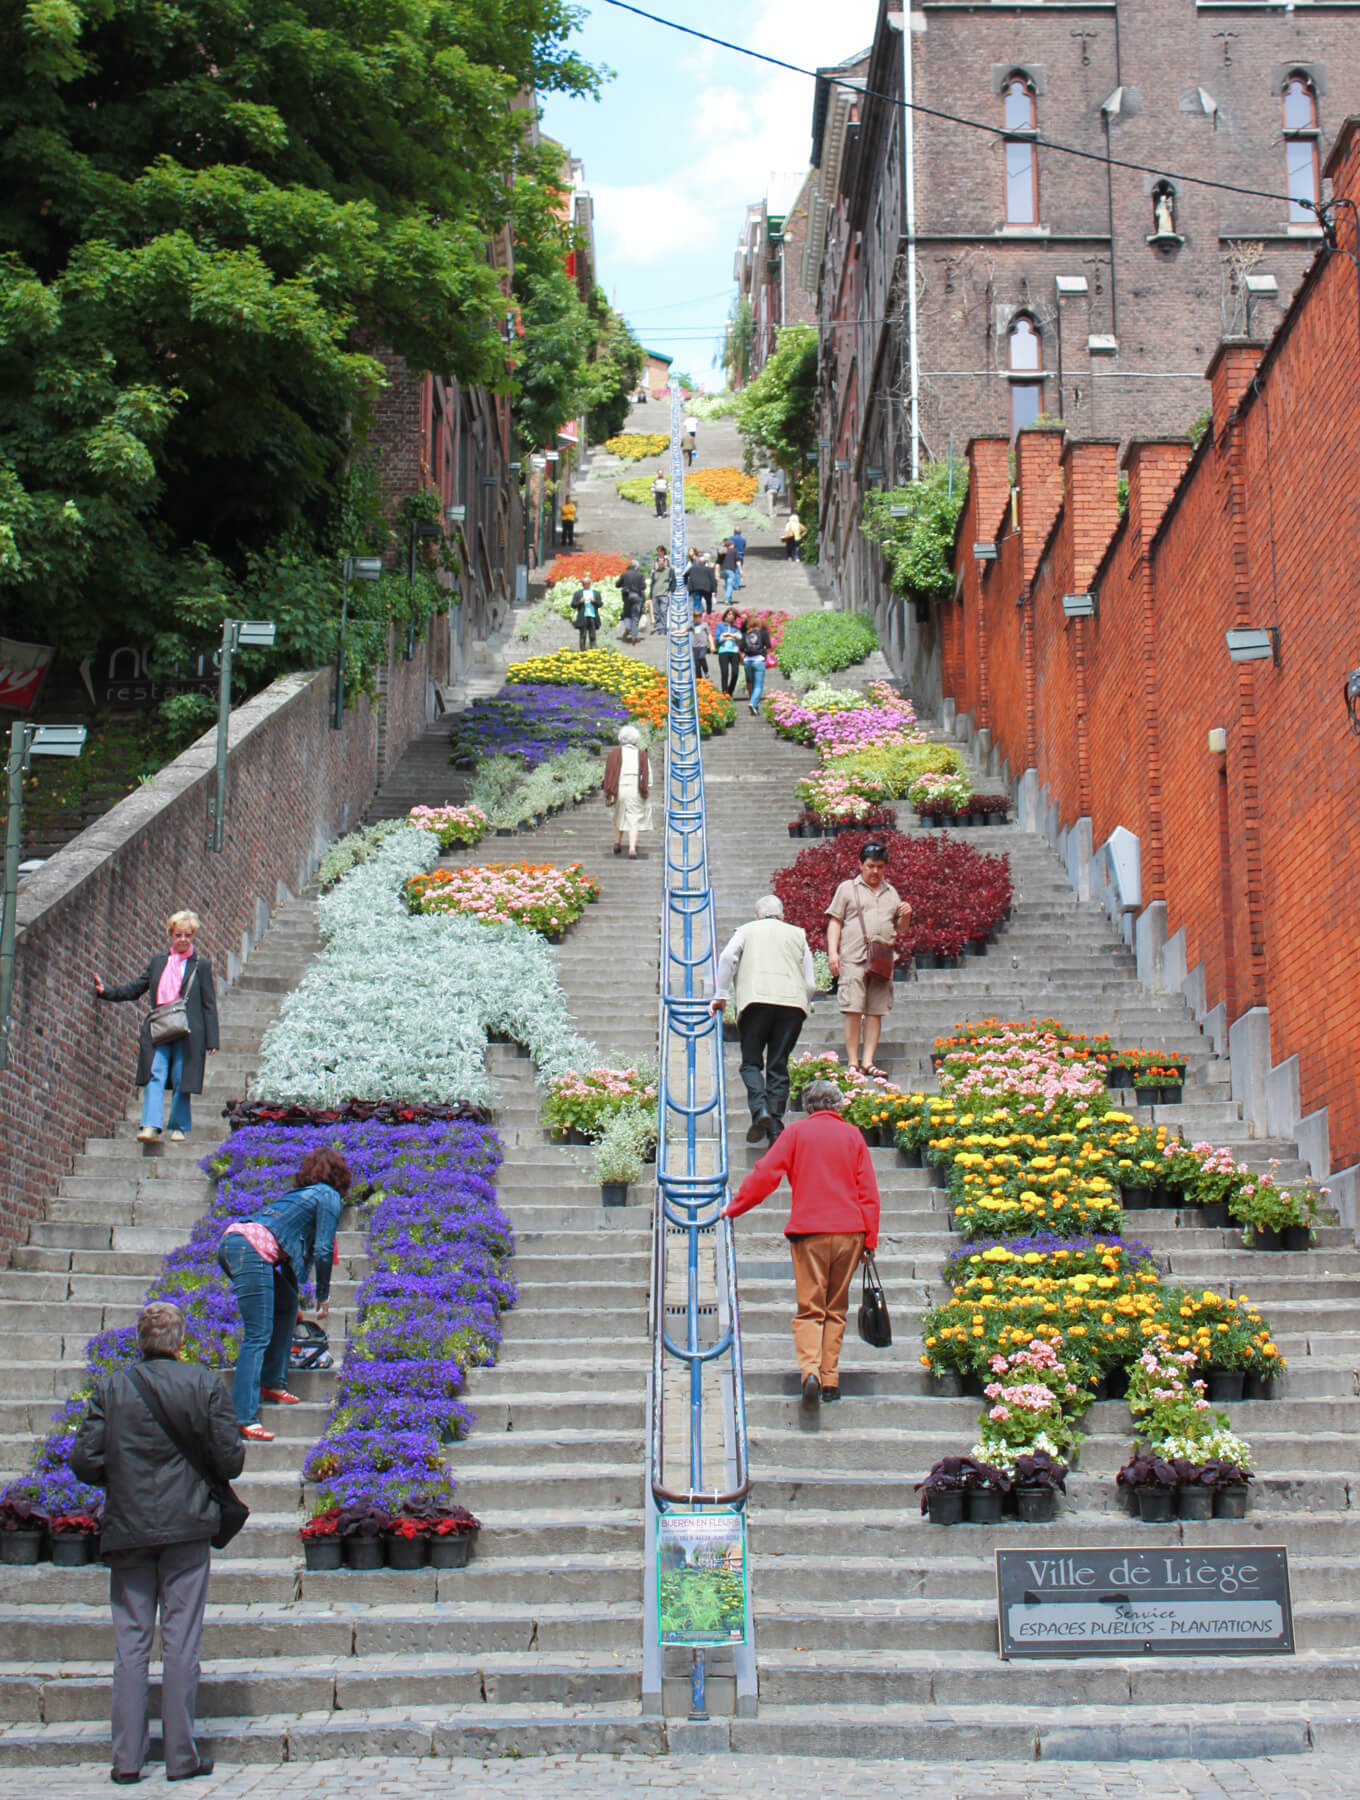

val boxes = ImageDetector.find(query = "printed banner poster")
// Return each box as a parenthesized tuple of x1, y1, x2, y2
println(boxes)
(995, 1545, 1294, 1659)
(657, 1509, 748, 1647)
(0, 638, 54, 711)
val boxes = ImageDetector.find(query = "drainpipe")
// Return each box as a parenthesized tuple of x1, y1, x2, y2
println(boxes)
(898, 11, 921, 479)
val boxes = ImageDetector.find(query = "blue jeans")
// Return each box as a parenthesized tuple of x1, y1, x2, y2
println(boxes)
(744, 656, 766, 709)
(723, 569, 739, 603)
(217, 1234, 297, 1425)
(141, 1042, 191, 1134)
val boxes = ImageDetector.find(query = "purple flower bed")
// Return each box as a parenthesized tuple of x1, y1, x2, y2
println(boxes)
(941, 1231, 1158, 1285)
(0, 1120, 510, 1533)
(448, 683, 630, 768)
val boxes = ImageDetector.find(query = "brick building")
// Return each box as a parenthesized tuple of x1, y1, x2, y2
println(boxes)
(807, 0, 1358, 703)
(730, 173, 819, 384)
(941, 117, 1360, 1207)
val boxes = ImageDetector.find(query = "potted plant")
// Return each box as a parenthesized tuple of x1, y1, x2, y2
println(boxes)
(0, 1494, 48, 1565)
(963, 1459, 1011, 1524)
(1232, 1172, 1322, 1251)
(787, 820, 804, 838)
(47, 1511, 101, 1567)
(430, 1505, 481, 1569)
(1115, 1451, 1180, 1522)
(916, 1456, 973, 1526)
(385, 1516, 431, 1571)
(337, 1502, 391, 1570)
(1171, 1458, 1217, 1520)
(592, 1104, 653, 1207)
(1012, 1451, 1068, 1523)
(1206, 1460, 1254, 1519)
(300, 1507, 344, 1571)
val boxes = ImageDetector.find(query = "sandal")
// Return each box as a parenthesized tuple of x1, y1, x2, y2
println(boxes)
(239, 1422, 274, 1442)
(862, 1063, 889, 1081)
(259, 1387, 302, 1405)
(612, 844, 623, 856)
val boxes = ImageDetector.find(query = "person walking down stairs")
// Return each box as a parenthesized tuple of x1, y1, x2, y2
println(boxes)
(825, 840, 907, 1079)
(711, 895, 816, 1143)
(603, 725, 652, 860)
(94, 909, 219, 1145)
(723, 1080, 879, 1407)
(652, 471, 668, 517)
(71, 1301, 244, 1786)
(559, 496, 577, 546)
(571, 575, 602, 650)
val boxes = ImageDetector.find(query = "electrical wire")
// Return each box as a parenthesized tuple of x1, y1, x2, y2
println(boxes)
(602, 0, 1302, 210)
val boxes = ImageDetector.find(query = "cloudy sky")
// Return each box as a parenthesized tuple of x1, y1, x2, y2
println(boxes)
(539, 0, 879, 387)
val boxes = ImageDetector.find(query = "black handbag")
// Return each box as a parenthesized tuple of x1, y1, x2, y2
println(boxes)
(128, 1367, 250, 1549)
(857, 1253, 892, 1348)
(290, 1318, 333, 1371)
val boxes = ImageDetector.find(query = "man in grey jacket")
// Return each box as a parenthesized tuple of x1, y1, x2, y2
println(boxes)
(711, 895, 816, 1143)
(72, 1301, 244, 1785)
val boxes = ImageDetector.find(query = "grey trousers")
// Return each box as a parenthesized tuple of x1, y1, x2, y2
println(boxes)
(109, 1537, 211, 1776)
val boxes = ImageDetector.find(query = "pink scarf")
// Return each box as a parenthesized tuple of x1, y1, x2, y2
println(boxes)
(157, 951, 192, 1006)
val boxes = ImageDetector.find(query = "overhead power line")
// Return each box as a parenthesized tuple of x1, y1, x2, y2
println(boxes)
(602, 0, 1302, 210)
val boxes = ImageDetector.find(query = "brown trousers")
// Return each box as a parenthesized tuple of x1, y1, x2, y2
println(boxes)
(789, 1232, 865, 1388)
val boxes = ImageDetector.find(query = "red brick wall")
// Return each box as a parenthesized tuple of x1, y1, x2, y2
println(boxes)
(0, 635, 441, 1263)
(948, 121, 1360, 1170)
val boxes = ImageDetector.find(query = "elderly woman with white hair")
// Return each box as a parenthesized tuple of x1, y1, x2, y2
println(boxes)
(94, 909, 219, 1144)
(602, 724, 652, 859)
(711, 895, 816, 1143)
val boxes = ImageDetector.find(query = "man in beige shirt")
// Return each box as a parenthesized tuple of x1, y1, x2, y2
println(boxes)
(824, 841, 909, 1079)
(711, 896, 816, 1143)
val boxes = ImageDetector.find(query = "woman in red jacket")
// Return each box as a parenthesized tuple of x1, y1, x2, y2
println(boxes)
(722, 1079, 879, 1406)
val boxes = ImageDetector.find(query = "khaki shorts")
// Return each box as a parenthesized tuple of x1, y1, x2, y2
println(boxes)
(838, 964, 895, 1017)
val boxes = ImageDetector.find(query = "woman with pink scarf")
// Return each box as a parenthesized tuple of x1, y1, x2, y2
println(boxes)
(94, 909, 219, 1143)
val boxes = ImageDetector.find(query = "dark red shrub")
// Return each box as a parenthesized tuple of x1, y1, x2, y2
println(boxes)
(771, 830, 1012, 959)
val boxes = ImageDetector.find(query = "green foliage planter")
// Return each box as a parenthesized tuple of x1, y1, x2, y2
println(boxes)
(860, 463, 969, 611)
(777, 612, 879, 679)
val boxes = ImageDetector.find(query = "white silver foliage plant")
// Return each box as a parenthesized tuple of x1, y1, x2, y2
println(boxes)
(255, 826, 595, 1105)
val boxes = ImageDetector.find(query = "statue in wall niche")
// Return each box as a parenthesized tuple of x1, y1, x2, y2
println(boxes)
(1153, 186, 1176, 238)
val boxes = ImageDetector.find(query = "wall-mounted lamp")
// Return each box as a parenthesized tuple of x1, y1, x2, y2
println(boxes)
(1207, 727, 1227, 754)
(1244, 274, 1279, 297)
(834, 458, 850, 471)
(973, 542, 997, 562)
(1062, 592, 1096, 618)
(890, 504, 910, 519)
(1226, 626, 1280, 665)
(866, 465, 885, 480)
(1055, 276, 1089, 297)
(445, 504, 467, 524)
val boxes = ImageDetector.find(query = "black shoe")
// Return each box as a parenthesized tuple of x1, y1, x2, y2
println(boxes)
(820, 1386, 841, 1404)
(168, 1761, 214, 1783)
(746, 1112, 771, 1143)
(764, 1114, 784, 1142)
(110, 1777, 141, 1788)
(801, 1374, 821, 1407)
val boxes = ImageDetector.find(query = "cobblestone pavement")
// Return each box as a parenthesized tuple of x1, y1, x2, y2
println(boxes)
(3, 1755, 1358, 1799)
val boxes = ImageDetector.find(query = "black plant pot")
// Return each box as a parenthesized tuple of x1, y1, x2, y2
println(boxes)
(0, 1531, 44, 1565)
(960, 1371, 986, 1398)
(1177, 1486, 1215, 1521)
(567, 1126, 591, 1145)
(1281, 1225, 1312, 1252)
(1244, 1373, 1276, 1400)
(859, 1126, 880, 1148)
(386, 1534, 430, 1571)
(1102, 1365, 1130, 1400)
(1015, 1486, 1057, 1523)
(1197, 1201, 1231, 1229)
(343, 1536, 386, 1571)
(495, 827, 515, 838)
(965, 938, 987, 956)
(931, 1371, 965, 1397)
(927, 1162, 949, 1190)
(893, 964, 911, 982)
(1137, 1488, 1175, 1523)
(916, 953, 937, 971)
(1248, 1227, 1283, 1252)
(1133, 1086, 1159, 1107)
(926, 1489, 964, 1526)
(965, 1488, 1004, 1525)
(48, 1534, 95, 1567)
(897, 1143, 923, 1167)
(1107, 1068, 1132, 1089)
(431, 1532, 476, 1568)
(1215, 1486, 1249, 1519)
(787, 824, 804, 838)
(1207, 1369, 1245, 1403)
(1121, 1186, 1149, 1208)
(804, 825, 824, 839)
(601, 1182, 629, 1207)
(303, 1537, 343, 1571)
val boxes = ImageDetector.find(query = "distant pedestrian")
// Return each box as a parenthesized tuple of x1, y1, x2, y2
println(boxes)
(604, 724, 652, 859)
(719, 537, 741, 605)
(560, 496, 577, 546)
(712, 895, 816, 1142)
(572, 574, 602, 649)
(653, 472, 668, 517)
(722, 1080, 879, 1406)
(71, 1300, 244, 1784)
(686, 553, 716, 622)
(619, 559, 647, 642)
(692, 617, 714, 682)
(732, 527, 747, 586)
(825, 840, 908, 1079)
(740, 615, 772, 713)
(684, 414, 699, 465)
(217, 1149, 350, 1440)
(781, 512, 806, 560)
(94, 912, 219, 1145)
(649, 547, 671, 631)
(714, 607, 743, 697)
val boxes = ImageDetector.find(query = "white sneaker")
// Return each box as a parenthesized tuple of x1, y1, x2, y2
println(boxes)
(137, 1127, 161, 1143)
(167, 1130, 187, 1142)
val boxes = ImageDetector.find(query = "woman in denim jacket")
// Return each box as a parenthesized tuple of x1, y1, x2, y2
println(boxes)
(217, 1148, 350, 1441)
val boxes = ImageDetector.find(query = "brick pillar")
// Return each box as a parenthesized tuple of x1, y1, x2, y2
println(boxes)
(1015, 430, 1065, 770)
(1123, 440, 1193, 901)
(1065, 441, 1120, 821)
(956, 440, 1011, 726)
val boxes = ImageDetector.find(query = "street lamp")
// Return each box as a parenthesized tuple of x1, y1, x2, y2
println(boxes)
(1, 721, 88, 1069)
(336, 556, 383, 729)
(209, 619, 276, 853)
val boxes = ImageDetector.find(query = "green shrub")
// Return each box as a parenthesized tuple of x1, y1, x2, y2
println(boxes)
(777, 611, 878, 679)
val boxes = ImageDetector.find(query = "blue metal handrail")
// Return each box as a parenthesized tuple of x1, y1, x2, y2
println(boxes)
(642, 384, 753, 1719)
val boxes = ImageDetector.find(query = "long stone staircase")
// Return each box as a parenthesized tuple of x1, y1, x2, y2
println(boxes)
(701, 695, 1360, 1760)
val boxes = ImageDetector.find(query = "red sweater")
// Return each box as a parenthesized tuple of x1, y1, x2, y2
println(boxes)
(726, 1111, 880, 1250)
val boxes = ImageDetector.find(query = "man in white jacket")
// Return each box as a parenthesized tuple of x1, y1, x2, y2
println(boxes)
(711, 896, 816, 1143)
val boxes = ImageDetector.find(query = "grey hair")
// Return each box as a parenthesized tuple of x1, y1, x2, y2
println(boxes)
(137, 1301, 185, 1357)
(803, 1080, 845, 1114)
(618, 725, 641, 747)
(754, 895, 784, 919)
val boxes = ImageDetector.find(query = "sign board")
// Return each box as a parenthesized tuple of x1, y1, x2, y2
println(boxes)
(656, 1510, 748, 1647)
(0, 638, 54, 711)
(82, 644, 217, 710)
(996, 1546, 1294, 1659)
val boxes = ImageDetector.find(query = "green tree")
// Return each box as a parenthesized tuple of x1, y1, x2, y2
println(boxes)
(860, 462, 969, 607)
(583, 289, 645, 443)
(723, 298, 754, 389)
(0, 0, 597, 667)
(510, 155, 591, 457)
(735, 322, 818, 557)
